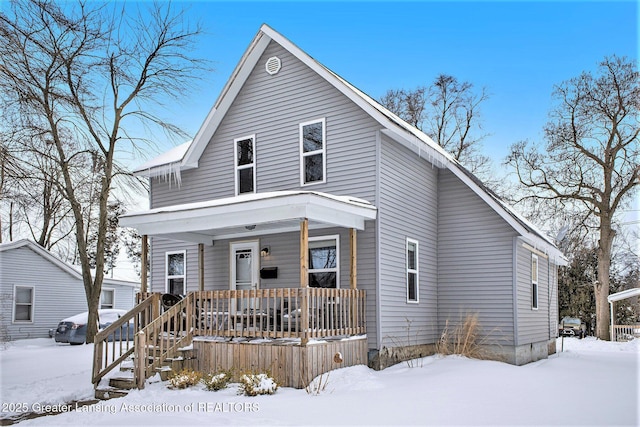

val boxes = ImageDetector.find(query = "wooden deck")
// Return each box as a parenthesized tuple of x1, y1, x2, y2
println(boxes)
(193, 335, 368, 388)
(93, 289, 368, 392)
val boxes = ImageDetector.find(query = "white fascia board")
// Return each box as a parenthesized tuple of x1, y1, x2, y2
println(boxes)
(608, 288, 640, 303)
(181, 33, 272, 169)
(120, 192, 377, 239)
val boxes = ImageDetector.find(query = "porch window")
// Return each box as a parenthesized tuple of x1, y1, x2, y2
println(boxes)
(406, 238, 419, 303)
(308, 235, 339, 288)
(101, 289, 115, 309)
(166, 251, 186, 295)
(235, 135, 256, 195)
(531, 254, 539, 310)
(13, 285, 34, 322)
(300, 118, 326, 185)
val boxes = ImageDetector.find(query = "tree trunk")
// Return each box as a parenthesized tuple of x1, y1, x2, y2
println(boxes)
(594, 221, 615, 340)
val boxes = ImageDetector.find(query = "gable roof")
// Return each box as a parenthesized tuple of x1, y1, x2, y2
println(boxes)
(0, 239, 138, 287)
(134, 24, 566, 264)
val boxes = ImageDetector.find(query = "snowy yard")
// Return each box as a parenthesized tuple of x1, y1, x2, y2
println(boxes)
(1, 337, 638, 426)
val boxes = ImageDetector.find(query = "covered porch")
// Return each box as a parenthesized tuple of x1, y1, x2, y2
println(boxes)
(94, 191, 376, 391)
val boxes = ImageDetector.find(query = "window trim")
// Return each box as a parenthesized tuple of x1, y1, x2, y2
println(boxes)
(308, 234, 340, 288)
(13, 285, 34, 323)
(165, 250, 187, 295)
(406, 238, 419, 304)
(299, 118, 326, 186)
(531, 254, 539, 310)
(100, 288, 115, 309)
(234, 134, 257, 196)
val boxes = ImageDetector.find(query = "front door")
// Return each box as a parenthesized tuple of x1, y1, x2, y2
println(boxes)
(230, 241, 260, 312)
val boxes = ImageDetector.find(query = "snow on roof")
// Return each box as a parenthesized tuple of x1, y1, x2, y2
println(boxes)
(133, 140, 192, 175)
(608, 288, 640, 303)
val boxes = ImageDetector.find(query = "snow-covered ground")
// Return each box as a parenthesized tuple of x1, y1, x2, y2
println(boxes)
(1, 337, 638, 426)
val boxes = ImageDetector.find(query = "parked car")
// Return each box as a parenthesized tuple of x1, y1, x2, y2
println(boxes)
(559, 317, 586, 338)
(54, 309, 134, 345)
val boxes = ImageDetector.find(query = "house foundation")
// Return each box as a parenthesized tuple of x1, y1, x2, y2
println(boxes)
(192, 335, 368, 388)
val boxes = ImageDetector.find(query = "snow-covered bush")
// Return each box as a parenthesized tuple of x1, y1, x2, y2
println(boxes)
(202, 371, 231, 391)
(167, 369, 202, 389)
(238, 372, 278, 396)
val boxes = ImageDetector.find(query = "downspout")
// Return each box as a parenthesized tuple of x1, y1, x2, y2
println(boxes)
(375, 130, 383, 352)
(512, 237, 519, 348)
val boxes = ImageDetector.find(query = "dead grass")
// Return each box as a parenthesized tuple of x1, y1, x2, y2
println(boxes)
(436, 313, 495, 360)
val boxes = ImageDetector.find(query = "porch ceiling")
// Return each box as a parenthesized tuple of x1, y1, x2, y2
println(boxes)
(120, 191, 377, 245)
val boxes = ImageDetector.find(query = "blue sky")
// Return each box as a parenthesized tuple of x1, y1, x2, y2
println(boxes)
(159, 0, 637, 164)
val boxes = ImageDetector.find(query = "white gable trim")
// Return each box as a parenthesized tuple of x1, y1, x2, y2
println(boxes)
(0, 239, 139, 287)
(133, 24, 564, 262)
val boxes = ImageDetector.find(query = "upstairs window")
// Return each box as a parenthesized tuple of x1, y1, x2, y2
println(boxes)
(406, 239, 419, 303)
(300, 118, 326, 185)
(531, 254, 539, 310)
(308, 235, 339, 288)
(166, 251, 186, 295)
(235, 135, 256, 195)
(13, 285, 34, 322)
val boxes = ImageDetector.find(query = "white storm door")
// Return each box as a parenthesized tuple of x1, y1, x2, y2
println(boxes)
(230, 241, 260, 311)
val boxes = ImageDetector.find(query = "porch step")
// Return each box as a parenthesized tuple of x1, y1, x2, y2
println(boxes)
(95, 387, 130, 400)
(108, 372, 136, 390)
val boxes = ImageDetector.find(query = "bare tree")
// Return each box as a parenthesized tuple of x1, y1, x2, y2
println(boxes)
(506, 55, 639, 340)
(0, 0, 206, 342)
(379, 74, 491, 179)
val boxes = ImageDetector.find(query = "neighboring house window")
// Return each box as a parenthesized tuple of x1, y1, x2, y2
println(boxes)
(300, 118, 326, 185)
(308, 235, 339, 288)
(13, 285, 34, 322)
(531, 254, 539, 310)
(235, 135, 256, 195)
(101, 289, 115, 309)
(166, 251, 186, 295)
(406, 238, 419, 303)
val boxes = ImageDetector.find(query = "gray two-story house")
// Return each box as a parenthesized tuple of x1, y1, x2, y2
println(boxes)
(119, 24, 566, 383)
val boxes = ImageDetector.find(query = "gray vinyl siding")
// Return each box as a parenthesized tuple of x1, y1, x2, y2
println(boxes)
(149, 225, 378, 347)
(377, 135, 439, 347)
(515, 241, 553, 344)
(0, 245, 136, 340)
(148, 39, 380, 347)
(437, 169, 518, 346)
(151, 40, 378, 207)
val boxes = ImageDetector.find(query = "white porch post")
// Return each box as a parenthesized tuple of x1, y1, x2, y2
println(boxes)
(300, 218, 309, 346)
(141, 234, 148, 294)
(198, 243, 204, 291)
(350, 228, 357, 290)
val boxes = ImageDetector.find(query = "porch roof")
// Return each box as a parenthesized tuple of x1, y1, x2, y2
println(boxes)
(120, 191, 377, 245)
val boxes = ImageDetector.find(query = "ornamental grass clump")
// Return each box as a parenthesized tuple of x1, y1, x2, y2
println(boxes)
(167, 369, 202, 389)
(437, 313, 493, 360)
(238, 372, 278, 396)
(202, 371, 232, 391)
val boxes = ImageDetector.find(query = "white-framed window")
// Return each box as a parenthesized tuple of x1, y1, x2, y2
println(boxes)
(166, 251, 186, 295)
(531, 254, 539, 310)
(100, 289, 115, 309)
(300, 118, 326, 185)
(406, 238, 419, 303)
(308, 235, 339, 288)
(234, 135, 256, 195)
(13, 285, 34, 323)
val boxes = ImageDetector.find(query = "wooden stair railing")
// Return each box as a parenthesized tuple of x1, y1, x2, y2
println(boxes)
(134, 293, 195, 389)
(92, 293, 161, 387)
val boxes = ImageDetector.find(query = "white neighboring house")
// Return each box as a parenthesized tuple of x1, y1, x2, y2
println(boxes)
(0, 239, 138, 341)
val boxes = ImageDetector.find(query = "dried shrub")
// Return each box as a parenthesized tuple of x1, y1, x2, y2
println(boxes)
(437, 313, 494, 359)
(238, 372, 278, 396)
(167, 368, 202, 389)
(202, 371, 232, 391)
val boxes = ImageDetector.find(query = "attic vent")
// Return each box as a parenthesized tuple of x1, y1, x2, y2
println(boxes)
(265, 56, 281, 75)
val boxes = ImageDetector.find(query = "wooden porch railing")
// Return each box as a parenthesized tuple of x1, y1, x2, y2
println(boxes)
(612, 324, 640, 342)
(92, 293, 161, 386)
(93, 288, 366, 391)
(191, 288, 366, 340)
